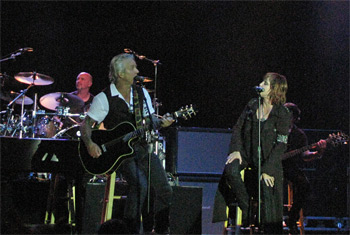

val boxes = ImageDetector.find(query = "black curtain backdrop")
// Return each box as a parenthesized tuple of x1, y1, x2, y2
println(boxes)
(1, 1, 349, 132)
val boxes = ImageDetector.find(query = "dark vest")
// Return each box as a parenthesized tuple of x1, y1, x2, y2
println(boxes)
(102, 85, 145, 129)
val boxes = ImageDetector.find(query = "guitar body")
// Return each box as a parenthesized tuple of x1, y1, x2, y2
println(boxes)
(78, 121, 138, 175)
(78, 104, 198, 175)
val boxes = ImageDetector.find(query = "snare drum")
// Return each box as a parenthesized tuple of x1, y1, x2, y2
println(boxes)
(35, 116, 61, 138)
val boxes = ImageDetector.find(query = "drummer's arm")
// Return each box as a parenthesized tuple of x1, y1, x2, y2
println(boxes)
(80, 116, 102, 158)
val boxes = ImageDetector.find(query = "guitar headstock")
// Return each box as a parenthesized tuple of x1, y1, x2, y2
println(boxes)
(173, 104, 198, 120)
(328, 132, 349, 147)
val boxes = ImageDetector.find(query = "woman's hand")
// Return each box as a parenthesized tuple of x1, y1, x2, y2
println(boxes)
(226, 151, 242, 165)
(261, 173, 275, 187)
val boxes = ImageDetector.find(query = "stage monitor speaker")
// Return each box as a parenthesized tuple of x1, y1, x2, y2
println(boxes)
(165, 127, 232, 176)
(1, 179, 50, 232)
(82, 183, 202, 234)
(170, 186, 202, 234)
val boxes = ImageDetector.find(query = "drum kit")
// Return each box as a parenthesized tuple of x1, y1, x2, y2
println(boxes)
(0, 72, 85, 139)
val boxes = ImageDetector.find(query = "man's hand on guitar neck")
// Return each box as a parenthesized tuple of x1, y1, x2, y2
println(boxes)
(160, 113, 175, 128)
(303, 139, 327, 161)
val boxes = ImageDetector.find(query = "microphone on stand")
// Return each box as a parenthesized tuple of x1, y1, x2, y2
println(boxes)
(124, 48, 146, 60)
(134, 75, 152, 83)
(18, 47, 34, 52)
(10, 47, 34, 59)
(253, 86, 265, 92)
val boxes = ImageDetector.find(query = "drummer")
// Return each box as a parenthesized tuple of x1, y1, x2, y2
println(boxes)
(70, 72, 94, 112)
(65, 72, 94, 126)
(41, 72, 94, 137)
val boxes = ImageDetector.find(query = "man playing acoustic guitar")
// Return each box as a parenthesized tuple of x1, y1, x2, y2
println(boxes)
(80, 53, 174, 234)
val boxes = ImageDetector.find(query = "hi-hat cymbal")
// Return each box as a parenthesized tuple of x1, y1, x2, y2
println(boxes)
(15, 72, 54, 86)
(0, 90, 33, 105)
(40, 92, 84, 112)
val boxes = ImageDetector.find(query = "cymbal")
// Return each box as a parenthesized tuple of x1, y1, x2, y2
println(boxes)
(14, 72, 54, 86)
(39, 92, 84, 112)
(0, 91, 33, 105)
(146, 89, 155, 93)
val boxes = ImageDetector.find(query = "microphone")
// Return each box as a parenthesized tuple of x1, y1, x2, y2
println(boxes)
(124, 48, 146, 60)
(253, 86, 265, 92)
(18, 47, 34, 52)
(134, 75, 152, 83)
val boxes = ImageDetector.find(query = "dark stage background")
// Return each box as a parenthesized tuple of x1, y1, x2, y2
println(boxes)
(1, 2, 349, 233)
(1, 1, 349, 132)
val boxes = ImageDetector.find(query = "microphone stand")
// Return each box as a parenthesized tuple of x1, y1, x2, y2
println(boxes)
(127, 49, 163, 214)
(255, 90, 263, 227)
(142, 87, 157, 214)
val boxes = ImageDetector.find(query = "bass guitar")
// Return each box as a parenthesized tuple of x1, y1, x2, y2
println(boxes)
(282, 132, 348, 161)
(79, 105, 197, 175)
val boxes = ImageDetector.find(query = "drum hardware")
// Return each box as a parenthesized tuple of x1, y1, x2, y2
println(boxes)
(3, 72, 54, 138)
(56, 106, 71, 116)
(33, 107, 84, 139)
(1, 90, 34, 105)
(53, 124, 81, 139)
(35, 109, 84, 118)
(0, 90, 34, 136)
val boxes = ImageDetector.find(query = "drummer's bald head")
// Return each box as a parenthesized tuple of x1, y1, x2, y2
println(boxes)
(109, 53, 134, 83)
(77, 72, 93, 83)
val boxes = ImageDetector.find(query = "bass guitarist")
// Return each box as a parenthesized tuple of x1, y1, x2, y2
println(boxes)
(283, 103, 327, 234)
(80, 53, 174, 234)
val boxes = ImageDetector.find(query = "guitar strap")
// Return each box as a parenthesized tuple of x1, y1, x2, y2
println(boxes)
(132, 84, 143, 130)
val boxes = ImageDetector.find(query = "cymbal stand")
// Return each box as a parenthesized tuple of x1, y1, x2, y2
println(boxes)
(32, 93, 38, 138)
(3, 103, 15, 136)
(7, 83, 33, 138)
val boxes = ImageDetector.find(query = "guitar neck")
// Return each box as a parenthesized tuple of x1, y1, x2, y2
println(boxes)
(282, 143, 316, 160)
(282, 138, 329, 161)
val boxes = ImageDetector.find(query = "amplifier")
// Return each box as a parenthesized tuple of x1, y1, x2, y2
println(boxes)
(165, 127, 232, 176)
